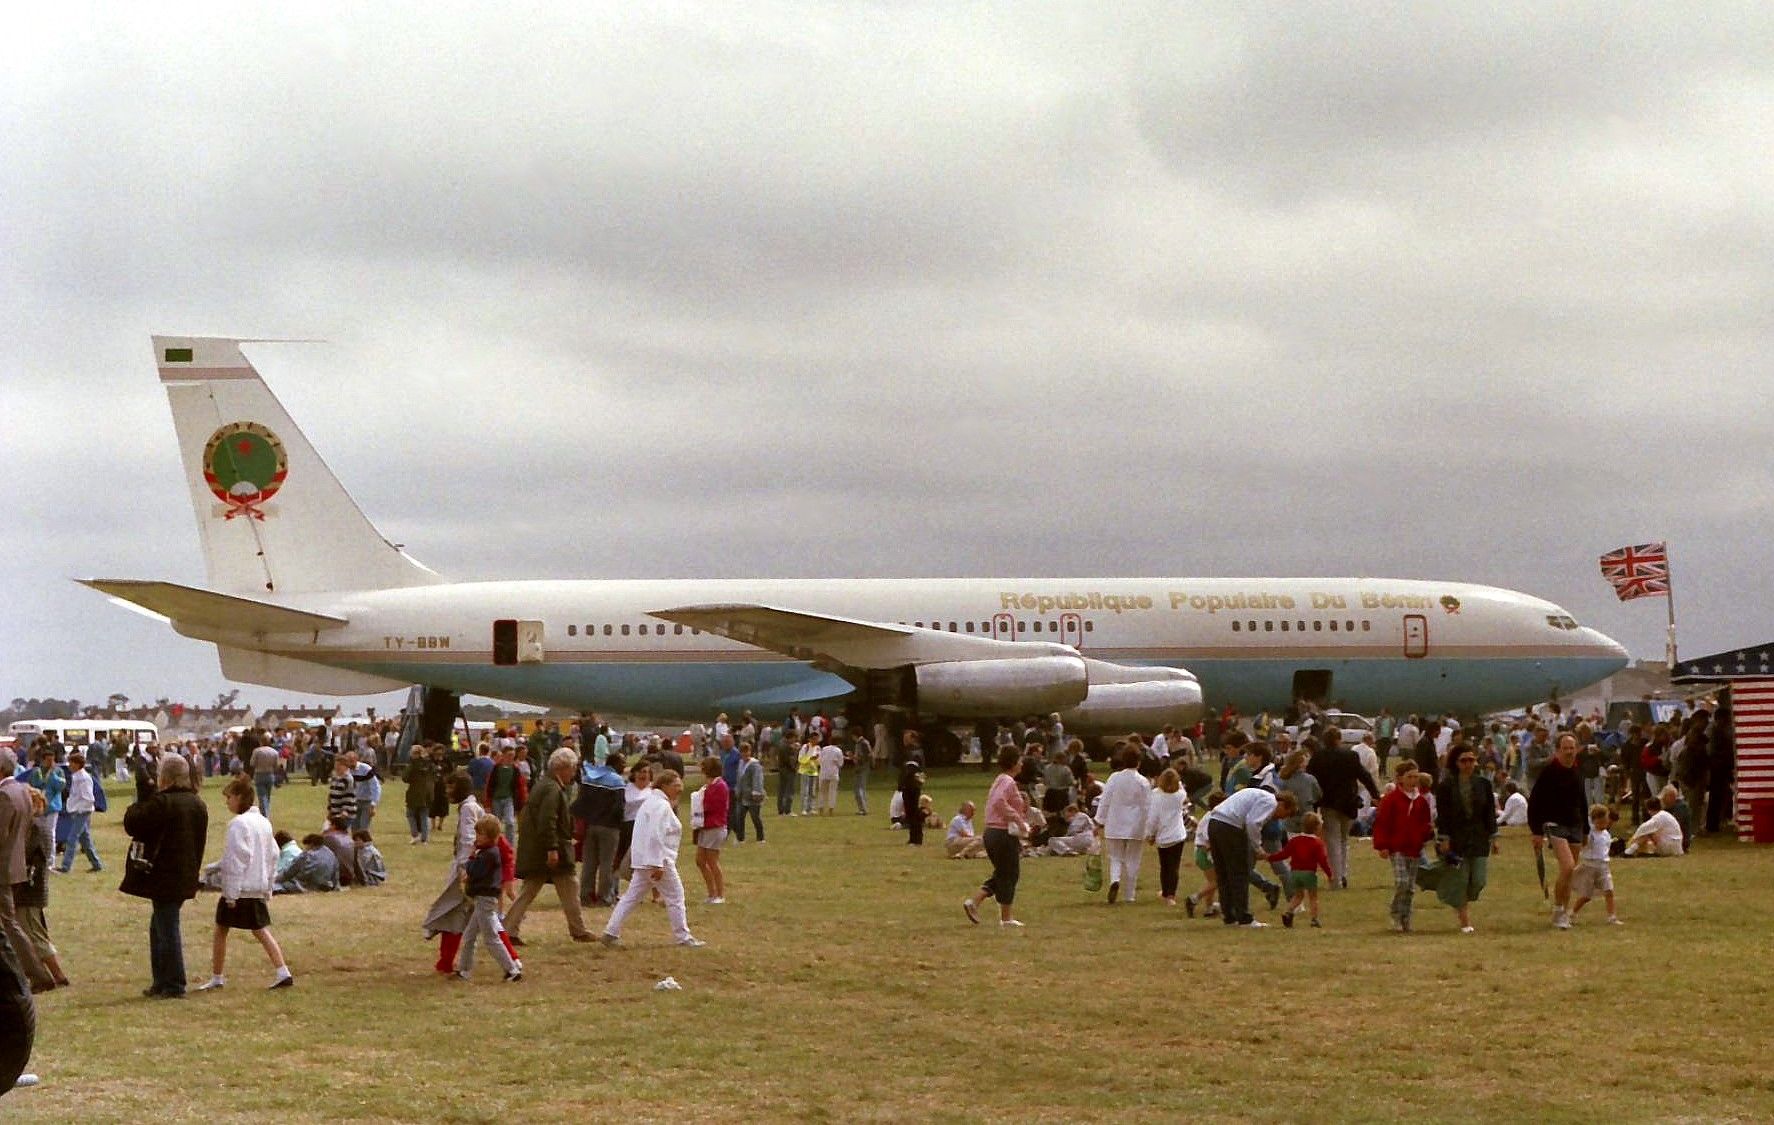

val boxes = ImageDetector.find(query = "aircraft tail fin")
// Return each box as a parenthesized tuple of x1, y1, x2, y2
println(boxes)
(153, 336, 443, 594)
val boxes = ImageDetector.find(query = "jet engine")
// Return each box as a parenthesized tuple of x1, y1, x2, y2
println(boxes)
(913, 654, 1088, 717)
(1059, 663, 1203, 734)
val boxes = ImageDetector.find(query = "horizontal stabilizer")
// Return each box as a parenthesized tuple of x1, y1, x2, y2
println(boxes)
(79, 579, 347, 634)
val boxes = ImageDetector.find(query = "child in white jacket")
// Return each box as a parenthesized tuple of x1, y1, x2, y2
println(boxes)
(197, 776, 294, 991)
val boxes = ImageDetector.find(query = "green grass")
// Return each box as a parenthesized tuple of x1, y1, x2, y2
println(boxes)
(8, 769, 1773, 1123)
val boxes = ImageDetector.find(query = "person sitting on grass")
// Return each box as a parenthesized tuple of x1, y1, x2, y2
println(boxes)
(197, 777, 292, 991)
(1266, 810, 1333, 928)
(1661, 785, 1693, 853)
(274, 835, 340, 894)
(946, 801, 986, 859)
(321, 816, 357, 887)
(353, 829, 387, 887)
(1497, 780, 1528, 826)
(1623, 797, 1685, 857)
(274, 831, 300, 879)
(1041, 805, 1096, 857)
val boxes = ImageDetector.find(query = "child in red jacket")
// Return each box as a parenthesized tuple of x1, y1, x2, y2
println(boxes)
(1267, 811, 1334, 928)
(1372, 760, 1435, 933)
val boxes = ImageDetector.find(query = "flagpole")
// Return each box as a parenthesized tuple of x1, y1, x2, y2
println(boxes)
(1664, 541, 1678, 669)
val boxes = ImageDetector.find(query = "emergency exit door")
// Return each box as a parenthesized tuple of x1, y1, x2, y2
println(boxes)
(992, 612, 1016, 641)
(1403, 614, 1428, 659)
(1059, 613, 1083, 648)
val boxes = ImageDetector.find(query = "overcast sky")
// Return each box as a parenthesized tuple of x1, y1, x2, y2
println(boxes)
(2, 4, 1770, 714)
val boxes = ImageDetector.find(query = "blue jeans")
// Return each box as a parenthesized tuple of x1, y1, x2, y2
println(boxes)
(57, 812, 101, 871)
(406, 807, 430, 842)
(800, 776, 816, 814)
(493, 797, 517, 842)
(149, 898, 187, 995)
(255, 774, 276, 818)
(853, 769, 869, 814)
(353, 803, 375, 834)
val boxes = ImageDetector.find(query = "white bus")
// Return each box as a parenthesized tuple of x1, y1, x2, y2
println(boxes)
(8, 719, 161, 753)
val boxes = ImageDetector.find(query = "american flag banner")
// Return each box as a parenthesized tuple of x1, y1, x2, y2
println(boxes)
(1599, 542, 1670, 601)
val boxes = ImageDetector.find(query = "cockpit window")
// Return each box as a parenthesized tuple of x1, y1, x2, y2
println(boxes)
(1545, 614, 1579, 630)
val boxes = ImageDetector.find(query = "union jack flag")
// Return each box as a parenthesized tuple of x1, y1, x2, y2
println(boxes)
(1599, 542, 1670, 601)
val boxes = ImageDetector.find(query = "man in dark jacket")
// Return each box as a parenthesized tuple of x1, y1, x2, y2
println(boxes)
(575, 753, 627, 907)
(1306, 728, 1381, 889)
(503, 748, 592, 945)
(1528, 732, 1588, 931)
(121, 753, 208, 997)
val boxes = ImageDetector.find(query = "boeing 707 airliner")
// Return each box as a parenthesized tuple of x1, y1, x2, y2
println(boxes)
(83, 338, 1629, 742)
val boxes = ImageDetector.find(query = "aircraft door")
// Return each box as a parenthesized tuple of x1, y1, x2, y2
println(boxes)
(493, 619, 546, 665)
(1059, 612, 1083, 648)
(992, 612, 1016, 641)
(1403, 614, 1428, 659)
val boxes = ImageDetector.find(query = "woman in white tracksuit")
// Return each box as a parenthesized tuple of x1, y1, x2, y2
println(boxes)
(602, 770, 704, 948)
(1094, 744, 1153, 904)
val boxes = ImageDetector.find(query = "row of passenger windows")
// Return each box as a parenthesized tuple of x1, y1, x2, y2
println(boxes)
(905, 620, 1096, 634)
(1233, 619, 1372, 633)
(566, 624, 703, 637)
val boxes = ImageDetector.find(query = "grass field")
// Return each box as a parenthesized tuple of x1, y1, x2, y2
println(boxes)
(7, 768, 1773, 1124)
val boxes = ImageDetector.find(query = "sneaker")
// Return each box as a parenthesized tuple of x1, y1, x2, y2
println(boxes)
(1203, 904, 1221, 918)
(269, 975, 294, 989)
(503, 969, 523, 983)
(1107, 880, 1120, 904)
(1553, 909, 1571, 931)
(1460, 925, 1475, 934)
(452, 971, 471, 981)
(1390, 917, 1403, 933)
(195, 979, 225, 992)
(1282, 911, 1295, 929)
(1310, 917, 1322, 928)
(962, 898, 980, 925)
(705, 897, 725, 905)
(1241, 920, 1268, 929)
(408, 836, 420, 845)
(1263, 884, 1281, 911)
(599, 933, 621, 948)
(677, 937, 707, 948)
(1608, 916, 1625, 926)
(1184, 895, 1197, 918)
(999, 918, 1025, 928)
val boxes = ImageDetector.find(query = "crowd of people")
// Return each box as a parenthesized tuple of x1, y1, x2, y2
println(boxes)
(0, 689, 1730, 1091)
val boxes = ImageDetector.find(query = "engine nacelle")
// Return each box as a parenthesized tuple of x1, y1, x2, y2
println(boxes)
(914, 655, 1088, 717)
(1059, 675, 1204, 735)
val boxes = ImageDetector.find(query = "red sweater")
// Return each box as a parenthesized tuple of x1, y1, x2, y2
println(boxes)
(701, 778, 730, 830)
(1267, 834, 1333, 880)
(1372, 789, 1434, 855)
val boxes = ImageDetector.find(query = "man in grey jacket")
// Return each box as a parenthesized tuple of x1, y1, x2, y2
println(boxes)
(0, 752, 56, 991)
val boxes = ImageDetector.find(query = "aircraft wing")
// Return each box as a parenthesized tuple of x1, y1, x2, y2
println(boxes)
(651, 603, 1060, 670)
(79, 579, 348, 634)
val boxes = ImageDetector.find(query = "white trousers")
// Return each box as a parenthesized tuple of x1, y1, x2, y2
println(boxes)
(1105, 838, 1144, 901)
(604, 863, 692, 943)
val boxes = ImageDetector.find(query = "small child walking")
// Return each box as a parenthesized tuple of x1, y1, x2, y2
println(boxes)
(1372, 760, 1435, 934)
(1569, 803, 1624, 926)
(1184, 791, 1225, 919)
(457, 816, 523, 982)
(1266, 811, 1334, 928)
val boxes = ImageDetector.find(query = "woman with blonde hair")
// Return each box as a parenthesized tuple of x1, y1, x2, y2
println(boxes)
(1145, 768, 1191, 906)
